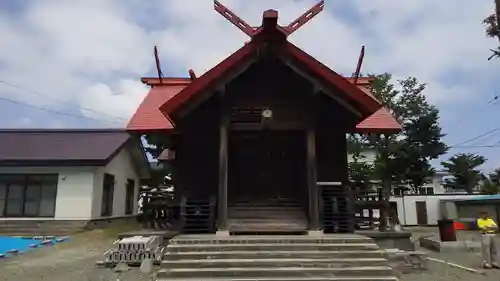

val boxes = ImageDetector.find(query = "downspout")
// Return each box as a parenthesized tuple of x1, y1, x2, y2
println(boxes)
(401, 192, 407, 225)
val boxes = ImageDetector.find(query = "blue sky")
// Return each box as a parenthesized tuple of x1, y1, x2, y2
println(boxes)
(0, 0, 499, 170)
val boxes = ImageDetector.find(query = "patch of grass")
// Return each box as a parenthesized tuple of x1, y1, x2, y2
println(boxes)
(101, 221, 142, 239)
(50, 221, 142, 249)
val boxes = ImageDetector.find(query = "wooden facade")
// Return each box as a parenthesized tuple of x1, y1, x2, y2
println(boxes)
(168, 54, 360, 233)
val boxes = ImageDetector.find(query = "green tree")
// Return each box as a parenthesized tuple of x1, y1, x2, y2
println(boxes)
(480, 168, 500, 194)
(441, 153, 486, 193)
(368, 74, 447, 189)
(347, 134, 375, 195)
(489, 168, 500, 184)
(348, 73, 447, 230)
(483, 0, 500, 60)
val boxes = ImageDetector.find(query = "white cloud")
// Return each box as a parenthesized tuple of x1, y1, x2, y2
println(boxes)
(0, 0, 498, 127)
(79, 79, 148, 124)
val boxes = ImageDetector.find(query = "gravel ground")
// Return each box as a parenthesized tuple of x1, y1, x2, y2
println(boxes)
(400, 227, 498, 281)
(1, 226, 498, 281)
(0, 229, 156, 281)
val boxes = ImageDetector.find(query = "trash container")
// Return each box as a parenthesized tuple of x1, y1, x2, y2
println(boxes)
(438, 219, 457, 242)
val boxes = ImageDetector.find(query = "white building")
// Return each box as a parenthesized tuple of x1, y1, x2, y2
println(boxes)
(0, 129, 150, 228)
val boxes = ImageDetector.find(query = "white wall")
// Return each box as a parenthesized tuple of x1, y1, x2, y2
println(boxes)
(0, 166, 96, 220)
(347, 149, 450, 195)
(91, 147, 141, 219)
(390, 194, 482, 225)
(0, 146, 142, 221)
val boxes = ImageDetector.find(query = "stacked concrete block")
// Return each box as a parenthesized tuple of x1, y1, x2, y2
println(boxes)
(104, 235, 165, 265)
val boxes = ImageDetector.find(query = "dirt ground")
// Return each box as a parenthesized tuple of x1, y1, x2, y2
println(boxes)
(0, 226, 155, 281)
(1, 225, 499, 281)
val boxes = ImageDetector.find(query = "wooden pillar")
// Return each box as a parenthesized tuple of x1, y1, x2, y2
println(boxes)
(217, 113, 229, 232)
(307, 127, 320, 230)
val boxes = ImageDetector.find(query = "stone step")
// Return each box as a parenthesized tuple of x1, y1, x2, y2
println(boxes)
(163, 250, 384, 260)
(0, 231, 74, 236)
(230, 203, 301, 207)
(170, 235, 373, 245)
(229, 208, 304, 212)
(156, 277, 398, 281)
(228, 225, 308, 233)
(0, 225, 83, 230)
(228, 221, 308, 227)
(229, 207, 304, 212)
(162, 258, 389, 269)
(167, 243, 380, 253)
(228, 214, 307, 219)
(228, 213, 306, 219)
(228, 214, 306, 219)
(157, 266, 394, 279)
(231, 199, 300, 203)
(0, 221, 86, 236)
(0, 229, 78, 235)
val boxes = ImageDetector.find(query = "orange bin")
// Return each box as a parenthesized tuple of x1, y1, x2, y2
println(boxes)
(453, 221, 466, 230)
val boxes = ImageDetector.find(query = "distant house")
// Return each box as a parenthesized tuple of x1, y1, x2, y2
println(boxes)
(347, 148, 448, 195)
(441, 194, 500, 223)
(0, 129, 150, 234)
(348, 148, 485, 226)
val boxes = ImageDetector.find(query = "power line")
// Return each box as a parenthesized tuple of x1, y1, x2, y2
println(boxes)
(448, 95, 500, 147)
(446, 95, 499, 130)
(449, 126, 500, 148)
(0, 95, 122, 124)
(452, 144, 500, 149)
(0, 80, 128, 122)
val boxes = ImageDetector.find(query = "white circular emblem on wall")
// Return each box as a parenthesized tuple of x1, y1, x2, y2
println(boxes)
(262, 109, 273, 118)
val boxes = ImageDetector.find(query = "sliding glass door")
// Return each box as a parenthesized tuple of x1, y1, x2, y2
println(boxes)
(0, 174, 58, 217)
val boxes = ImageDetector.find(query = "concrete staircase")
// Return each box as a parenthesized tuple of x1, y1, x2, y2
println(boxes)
(0, 220, 87, 236)
(157, 234, 399, 281)
(228, 198, 308, 234)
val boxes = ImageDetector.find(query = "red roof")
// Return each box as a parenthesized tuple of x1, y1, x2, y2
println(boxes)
(127, 78, 190, 132)
(127, 3, 401, 134)
(355, 107, 401, 133)
(160, 39, 383, 121)
(127, 77, 401, 133)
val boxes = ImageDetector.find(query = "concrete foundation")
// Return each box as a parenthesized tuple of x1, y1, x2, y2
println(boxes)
(216, 230, 230, 237)
(358, 230, 415, 251)
(308, 230, 324, 237)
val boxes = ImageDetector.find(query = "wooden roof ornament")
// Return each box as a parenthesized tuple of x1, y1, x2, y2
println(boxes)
(213, 0, 324, 38)
(353, 45, 365, 85)
(188, 69, 197, 80)
(213, 0, 255, 36)
(283, 1, 324, 36)
(154, 46, 164, 84)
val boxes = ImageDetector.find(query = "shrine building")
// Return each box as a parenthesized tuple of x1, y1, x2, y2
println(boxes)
(127, 0, 401, 235)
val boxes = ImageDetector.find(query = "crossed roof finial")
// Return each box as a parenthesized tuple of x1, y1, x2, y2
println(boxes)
(213, 0, 324, 37)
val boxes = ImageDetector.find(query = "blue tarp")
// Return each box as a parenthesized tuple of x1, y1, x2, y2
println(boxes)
(0, 236, 67, 258)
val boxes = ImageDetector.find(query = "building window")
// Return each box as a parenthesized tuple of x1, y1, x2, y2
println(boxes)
(101, 173, 115, 216)
(0, 174, 58, 217)
(125, 179, 135, 215)
(418, 187, 434, 195)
